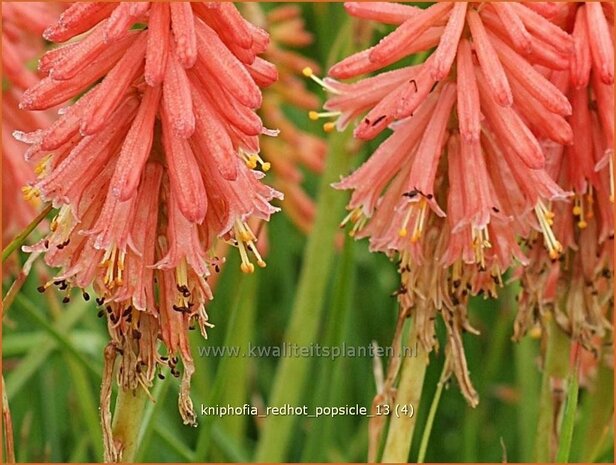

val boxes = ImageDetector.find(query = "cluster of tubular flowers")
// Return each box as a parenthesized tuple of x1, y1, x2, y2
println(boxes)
(243, 4, 327, 234)
(2, 2, 59, 250)
(17, 2, 281, 425)
(309, 1, 613, 405)
(516, 2, 614, 360)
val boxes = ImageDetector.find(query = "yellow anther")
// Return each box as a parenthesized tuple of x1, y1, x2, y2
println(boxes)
(257, 259, 266, 268)
(246, 156, 258, 170)
(241, 262, 255, 273)
(577, 220, 588, 229)
(261, 162, 271, 172)
(323, 122, 336, 133)
(302, 67, 342, 95)
(399, 228, 408, 237)
(22, 185, 39, 200)
(411, 233, 421, 243)
(308, 111, 319, 121)
(572, 205, 582, 216)
(239, 231, 252, 242)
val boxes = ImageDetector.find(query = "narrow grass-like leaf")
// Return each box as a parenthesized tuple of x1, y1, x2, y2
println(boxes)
(254, 127, 354, 462)
(556, 362, 580, 463)
(6, 299, 89, 398)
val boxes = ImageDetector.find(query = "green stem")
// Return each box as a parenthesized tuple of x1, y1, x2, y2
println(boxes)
(535, 315, 571, 462)
(2, 204, 52, 263)
(381, 320, 429, 463)
(254, 128, 353, 462)
(514, 335, 540, 461)
(110, 387, 148, 462)
(416, 357, 448, 463)
(556, 355, 580, 463)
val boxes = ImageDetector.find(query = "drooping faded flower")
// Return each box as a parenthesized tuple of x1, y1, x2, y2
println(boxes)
(18, 2, 281, 427)
(311, 1, 581, 404)
(2, 2, 59, 250)
(515, 2, 614, 358)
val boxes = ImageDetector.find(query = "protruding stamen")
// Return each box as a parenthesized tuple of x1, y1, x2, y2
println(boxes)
(534, 201, 562, 259)
(234, 219, 265, 273)
(302, 67, 342, 95)
(241, 150, 271, 172)
(471, 226, 492, 269)
(340, 207, 368, 237)
(308, 110, 341, 121)
(411, 200, 428, 243)
(22, 185, 40, 200)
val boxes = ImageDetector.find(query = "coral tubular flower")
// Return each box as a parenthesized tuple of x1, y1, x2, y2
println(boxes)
(19, 2, 281, 426)
(516, 3, 614, 358)
(317, 1, 579, 404)
(2, 3, 60, 251)
(243, 3, 327, 234)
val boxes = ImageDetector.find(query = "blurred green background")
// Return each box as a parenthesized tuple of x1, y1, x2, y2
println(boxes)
(2, 3, 613, 463)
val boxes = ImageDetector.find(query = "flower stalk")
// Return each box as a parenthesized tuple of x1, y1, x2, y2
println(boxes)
(108, 387, 148, 463)
(535, 314, 571, 462)
(380, 320, 428, 463)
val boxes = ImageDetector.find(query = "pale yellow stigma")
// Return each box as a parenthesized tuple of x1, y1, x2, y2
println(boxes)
(234, 219, 266, 273)
(535, 201, 562, 260)
(302, 67, 341, 95)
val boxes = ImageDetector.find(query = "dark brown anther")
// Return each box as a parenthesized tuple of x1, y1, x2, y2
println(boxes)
(132, 329, 142, 340)
(37, 285, 46, 293)
(96, 297, 105, 305)
(158, 373, 165, 380)
(83, 292, 90, 301)
(409, 79, 418, 92)
(62, 296, 70, 303)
